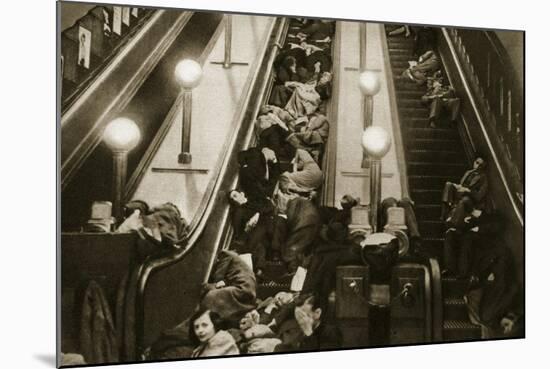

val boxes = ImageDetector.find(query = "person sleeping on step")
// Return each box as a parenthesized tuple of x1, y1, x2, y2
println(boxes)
(421, 71, 461, 128)
(201, 250, 257, 322)
(402, 49, 440, 85)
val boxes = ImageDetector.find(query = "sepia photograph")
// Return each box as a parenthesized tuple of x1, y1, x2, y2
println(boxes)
(56, 0, 526, 367)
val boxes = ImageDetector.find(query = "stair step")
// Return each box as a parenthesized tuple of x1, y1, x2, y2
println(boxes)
(406, 128, 458, 140)
(410, 189, 441, 204)
(408, 149, 464, 164)
(443, 320, 481, 341)
(408, 162, 467, 176)
(444, 298, 470, 321)
(415, 204, 441, 221)
(407, 138, 463, 151)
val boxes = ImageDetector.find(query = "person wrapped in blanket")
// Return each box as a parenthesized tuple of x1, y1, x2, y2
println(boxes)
(402, 49, 440, 85)
(286, 111, 330, 163)
(116, 200, 188, 257)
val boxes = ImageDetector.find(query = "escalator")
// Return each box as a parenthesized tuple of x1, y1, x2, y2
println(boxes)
(128, 16, 340, 359)
(60, 10, 224, 230)
(123, 18, 292, 359)
(384, 26, 524, 341)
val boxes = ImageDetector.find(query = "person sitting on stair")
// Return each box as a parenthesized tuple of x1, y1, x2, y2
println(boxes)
(441, 154, 489, 229)
(421, 71, 461, 128)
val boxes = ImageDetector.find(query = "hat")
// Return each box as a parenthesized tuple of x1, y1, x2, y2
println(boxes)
(320, 222, 348, 243)
(340, 194, 359, 209)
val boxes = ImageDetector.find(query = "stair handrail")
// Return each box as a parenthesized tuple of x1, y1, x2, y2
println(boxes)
(441, 28, 523, 226)
(128, 17, 289, 357)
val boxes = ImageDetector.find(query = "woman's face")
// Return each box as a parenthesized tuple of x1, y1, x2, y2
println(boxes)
(193, 311, 216, 343)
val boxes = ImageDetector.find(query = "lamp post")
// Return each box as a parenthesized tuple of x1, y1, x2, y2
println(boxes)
(175, 59, 203, 164)
(103, 117, 141, 221)
(362, 126, 392, 232)
(358, 70, 381, 168)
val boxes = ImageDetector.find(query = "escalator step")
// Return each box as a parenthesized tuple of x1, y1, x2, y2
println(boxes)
(443, 320, 481, 341)
(408, 149, 463, 164)
(442, 276, 472, 298)
(408, 162, 467, 177)
(397, 90, 426, 99)
(409, 175, 454, 190)
(406, 128, 458, 140)
(397, 98, 425, 109)
(257, 280, 291, 300)
(410, 189, 441, 204)
(444, 298, 470, 321)
(415, 204, 441, 220)
(418, 220, 444, 237)
(407, 138, 463, 151)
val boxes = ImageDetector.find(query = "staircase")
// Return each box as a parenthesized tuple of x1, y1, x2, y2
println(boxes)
(385, 27, 480, 342)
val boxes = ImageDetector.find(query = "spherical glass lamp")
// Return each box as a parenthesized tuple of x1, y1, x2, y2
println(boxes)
(358, 70, 381, 96)
(103, 117, 141, 152)
(175, 59, 203, 90)
(362, 126, 391, 159)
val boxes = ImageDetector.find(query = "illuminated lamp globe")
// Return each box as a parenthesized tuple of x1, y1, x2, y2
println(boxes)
(358, 70, 381, 96)
(175, 59, 203, 89)
(103, 117, 141, 152)
(362, 126, 392, 159)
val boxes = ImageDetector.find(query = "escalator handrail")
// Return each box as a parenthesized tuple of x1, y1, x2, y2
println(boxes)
(441, 28, 524, 226)
(134, 15, 288, 312)
(380, 24, 411, 199)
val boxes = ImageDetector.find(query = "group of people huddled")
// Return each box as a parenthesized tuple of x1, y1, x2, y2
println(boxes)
(144, 18, 352, 359)
(389, 26, 460, 128)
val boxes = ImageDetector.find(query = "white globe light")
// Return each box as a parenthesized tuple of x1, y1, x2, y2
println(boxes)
(103, 117, 141, 152)
(175, 59, 203, 89)
(362, 126, 391, 159)
(358, 70, 381, 96)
